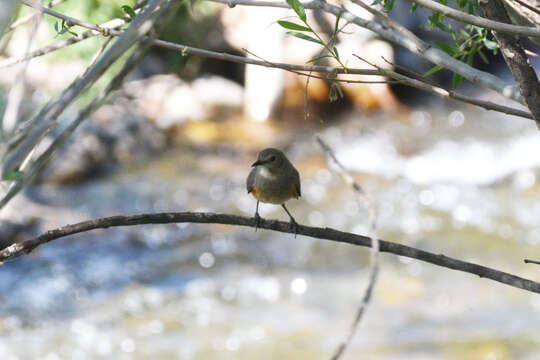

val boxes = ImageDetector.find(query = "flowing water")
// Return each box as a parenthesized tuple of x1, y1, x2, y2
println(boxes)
(1, 106, 540, 359)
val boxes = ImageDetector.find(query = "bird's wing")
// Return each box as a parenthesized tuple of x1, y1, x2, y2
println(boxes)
(293, 169, 301, 198)
(246, 167, 256, 193)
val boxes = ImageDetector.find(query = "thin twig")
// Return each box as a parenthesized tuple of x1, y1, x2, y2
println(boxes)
(17, 0, 524, 104)
(0, 211, 539, 294)
(524, 259, 540, 265)
(1, 0, 148, 69)
(209, 0, 524, 103)
(7, 0, 66, 32)
(507, 0, 540, 18)
(1, 0, 166, 209)
(409, 0, 540, 39)
(353, 53, 534, 119)
(1, 3, 41, 135)
(13, 0, 532, 119)
(0, 0, 181, 209)
(316, 136, 379, 360)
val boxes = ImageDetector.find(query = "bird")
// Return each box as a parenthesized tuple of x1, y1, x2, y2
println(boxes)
(246, 148, 301, 236)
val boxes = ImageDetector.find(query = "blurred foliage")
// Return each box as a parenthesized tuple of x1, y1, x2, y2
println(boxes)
(157, 1, 220, 75)
(36, 0, 220, 75)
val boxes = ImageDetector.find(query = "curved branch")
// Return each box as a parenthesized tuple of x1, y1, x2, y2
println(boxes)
(1, 212, 539, 294)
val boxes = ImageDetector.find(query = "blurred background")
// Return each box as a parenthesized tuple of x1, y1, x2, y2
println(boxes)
(1, 0, 540, 359)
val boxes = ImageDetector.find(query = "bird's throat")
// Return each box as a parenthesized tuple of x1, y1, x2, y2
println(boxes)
(259, 166, 277, 180)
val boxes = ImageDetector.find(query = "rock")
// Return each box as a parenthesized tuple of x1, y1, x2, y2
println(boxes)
(38, 107, 167, 185)
(121, 74, 243, 128)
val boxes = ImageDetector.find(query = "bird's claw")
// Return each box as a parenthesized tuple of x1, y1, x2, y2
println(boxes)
(290, 219, 298, 238)
(254, 213, 261, 232)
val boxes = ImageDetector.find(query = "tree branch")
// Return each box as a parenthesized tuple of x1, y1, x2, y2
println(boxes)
(410, 0, 540, 39)
(480, 0, 540, 123)
(2, 0, 165, 201)
(317, 136, 380, 360)
(209, 0, 524, 104)
(1, 212, 539, 294)
(11, 0, 533, 120)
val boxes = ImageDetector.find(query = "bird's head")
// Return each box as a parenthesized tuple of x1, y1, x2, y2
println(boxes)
(252, 148, 286, 170)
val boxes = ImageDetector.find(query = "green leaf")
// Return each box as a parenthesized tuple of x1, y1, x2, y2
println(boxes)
(307, 54, 333, 63)
(333, 11, 342, 36)
(2, 170, 24, 181)
(483, 38, 498, 51)
(383, 0, 396, 12)
(452, 73, 464, 88)
(286, 31, 322, 45)
(477, 48, 489, 64)
(433, 40, 458, 56)
(410, 2, 418, 13)
(424, 65, 443, 77)
(277, 20, 311, 31)
(286, 0, 306, 22)
(121, 5, 137, 20)
(333, 46, 340, 60)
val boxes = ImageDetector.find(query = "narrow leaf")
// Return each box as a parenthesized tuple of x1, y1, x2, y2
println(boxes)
(121, 5, 137, 20)
(286, 31, 322, 45)
(2, 170, 24, 181)
(286, 0, 306, 22)
(433, 40, 458, 55)
(477, 49, 489, 64)
(277, 20, 311, 32)
(333, 46, 340, 61)
(452, 73, 464, 88)
(333, 12, 341, 36)
(307, 54, 334, 63)
(424, 65, 443, 77)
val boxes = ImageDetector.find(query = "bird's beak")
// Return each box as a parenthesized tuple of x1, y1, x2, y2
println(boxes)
(251, 160, 263, 167)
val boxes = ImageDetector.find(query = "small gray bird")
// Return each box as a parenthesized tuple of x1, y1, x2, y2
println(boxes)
(246, 148, 301, 235)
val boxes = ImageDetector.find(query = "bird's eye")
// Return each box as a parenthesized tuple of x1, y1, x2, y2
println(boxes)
(270, 156, 276, 161)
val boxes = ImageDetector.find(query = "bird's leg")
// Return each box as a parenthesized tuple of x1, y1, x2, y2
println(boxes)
(254, 200, 261, 231)
(281, 204, 298, 237)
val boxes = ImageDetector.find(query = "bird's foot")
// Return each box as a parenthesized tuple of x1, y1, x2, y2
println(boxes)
(289, 218, 298, 238)
(254, 213, 261, 232)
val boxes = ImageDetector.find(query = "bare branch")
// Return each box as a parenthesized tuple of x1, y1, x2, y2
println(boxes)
(2, 0, 165, 196)
(317, 136, 379, 360)
(0, 17, 129, 68)
(1, 4, 40, 134)
(524, 259, 540, 265)
(410, 0, 540, 39)
(355, 54, 534, 119)
(0, 212, 538, 294)
(1, 0, 174, 209)
(7, 0, 66, 33)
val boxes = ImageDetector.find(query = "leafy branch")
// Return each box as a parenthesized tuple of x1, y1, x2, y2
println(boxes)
(279, 0, 347, 101)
